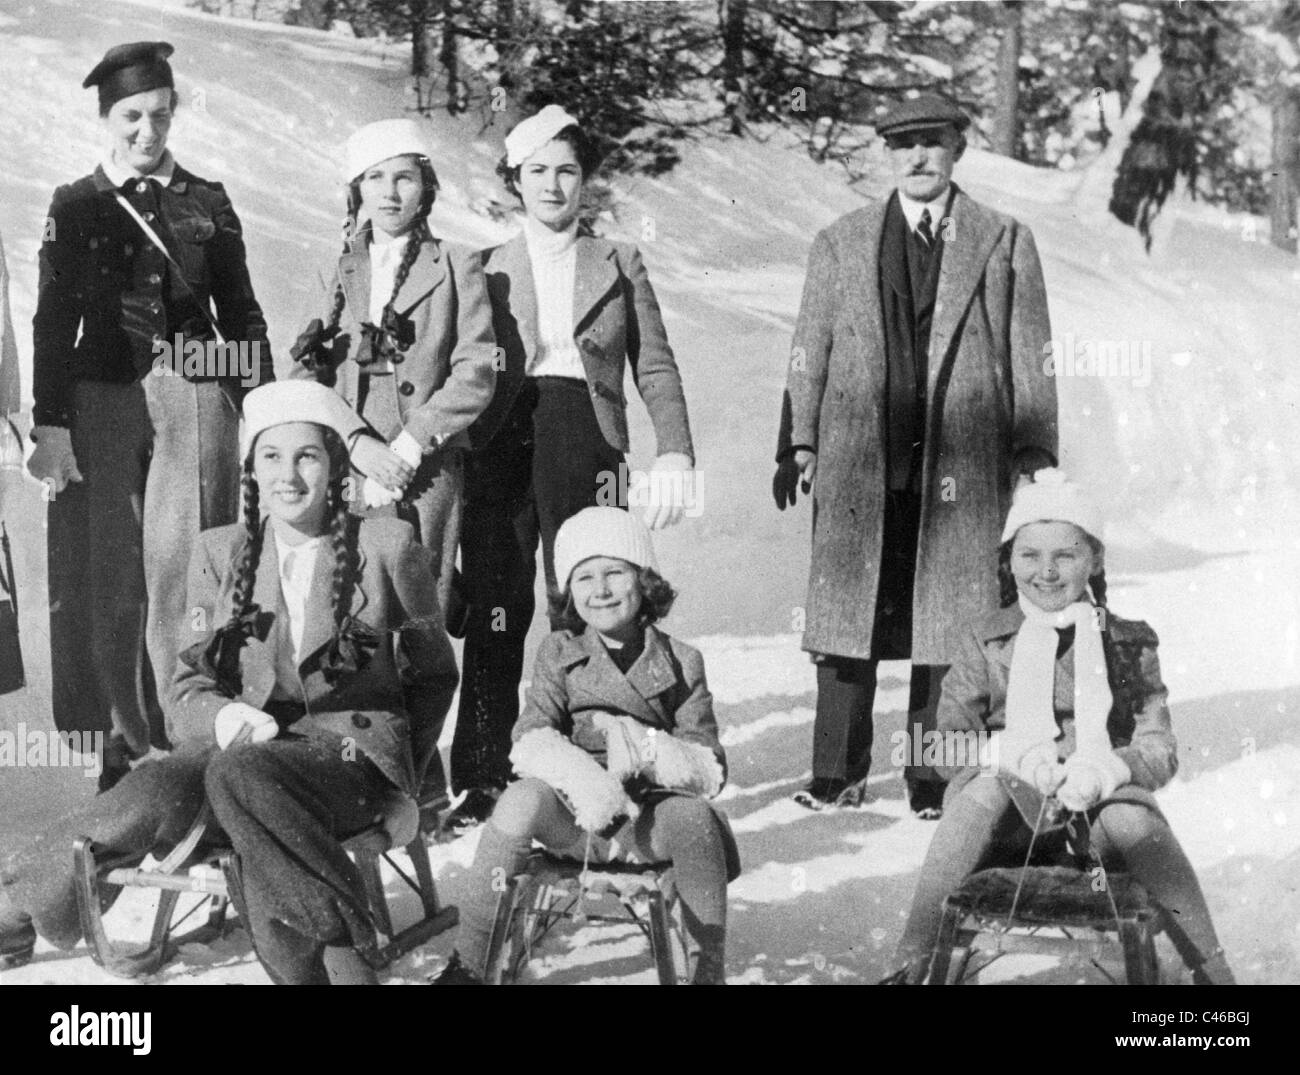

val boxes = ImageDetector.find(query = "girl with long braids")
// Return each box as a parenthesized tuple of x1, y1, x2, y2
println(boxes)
(0, 381, 459, 983)
(290, 119, 497, 632)
(882, 469, 1234, 985)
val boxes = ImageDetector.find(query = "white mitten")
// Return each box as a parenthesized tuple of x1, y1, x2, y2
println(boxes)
(647, 734, 725, 798)
(1057, 752, 1131, 813)
(27, 425, 83, 494)
(1016, 740, 1065, 796)
(510, 727, 634, 833)
(590, 712, 653, 781)
(214, 702, 279, 750)
(362, 476, 401, 509)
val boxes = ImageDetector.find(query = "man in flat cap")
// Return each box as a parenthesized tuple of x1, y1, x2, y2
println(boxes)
(774, 93, 1058, 815)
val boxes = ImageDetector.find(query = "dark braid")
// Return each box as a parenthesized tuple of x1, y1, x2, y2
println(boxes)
(380, 222, 427, 338)
(229, 461, 265, 625)
(319, 428, 366, 683)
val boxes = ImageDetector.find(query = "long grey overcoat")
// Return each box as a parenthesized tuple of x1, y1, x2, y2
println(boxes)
(778, 188, 1058, 665)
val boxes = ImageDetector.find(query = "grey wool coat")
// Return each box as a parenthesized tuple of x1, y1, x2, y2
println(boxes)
(777, 187, 1059, 664)
(468, 233, 695, 463)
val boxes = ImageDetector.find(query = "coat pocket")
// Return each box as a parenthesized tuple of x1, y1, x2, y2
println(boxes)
(172, 219, 217, 244)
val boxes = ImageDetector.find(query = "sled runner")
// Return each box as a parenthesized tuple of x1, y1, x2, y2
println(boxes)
(928, 865, 1160, 985)
(483, 851, 690, 985)
(72, 798, 458, 980)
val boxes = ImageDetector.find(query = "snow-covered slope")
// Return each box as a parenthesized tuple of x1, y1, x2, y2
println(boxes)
(1, 0, 1296, 985)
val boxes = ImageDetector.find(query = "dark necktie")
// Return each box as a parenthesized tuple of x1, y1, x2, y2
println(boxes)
(916, 207, 934, 248)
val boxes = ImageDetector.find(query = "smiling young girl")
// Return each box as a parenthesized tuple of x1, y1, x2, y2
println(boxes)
(290, 118, 497, 626)
(887, 470, 1234, 984)
(436, 507, 737, 985)
(1, 380, 458, 982)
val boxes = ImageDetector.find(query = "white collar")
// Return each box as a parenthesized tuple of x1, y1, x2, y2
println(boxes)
(896, 185, 951, 233)
(273, 530, 325, 566)
(523, 213, 579, 258)
(101, 149, 177, 189)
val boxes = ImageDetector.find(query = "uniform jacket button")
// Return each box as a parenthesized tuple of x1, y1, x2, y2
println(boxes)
(136, 181, 148, 194)
(351, 713, 371, 729)
(148, 273, 162, 285)
(143, 211, 156, 222)
(398, 381, 415, 396)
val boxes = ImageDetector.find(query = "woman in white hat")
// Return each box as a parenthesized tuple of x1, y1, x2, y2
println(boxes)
(0, 380, 459, 982)
(884, 470, 1234, 985)
(447, 106, 698, 833)
(290, 118, 497, 640)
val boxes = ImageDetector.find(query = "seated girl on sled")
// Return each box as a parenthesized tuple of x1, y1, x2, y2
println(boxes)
(885, 469, 1234, 985)
(437, 506, 738, 984)
(0, 380, 459, 983)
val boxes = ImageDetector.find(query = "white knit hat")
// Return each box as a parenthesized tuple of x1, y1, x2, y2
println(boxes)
(504, 104, 581, 168)
(553, 507, 659, 592)
(344, 118, 432, 182)
(1000, 468, 1104, 544)
(240, 381, 365, 459)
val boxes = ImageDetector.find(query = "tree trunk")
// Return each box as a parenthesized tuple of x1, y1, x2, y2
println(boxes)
(1270, 89, 1300, 253)
(720, 0, 748, 135)
(411, 0, 431, 78)
(439, 0, 461, 115)
(990, 1, 1022, 158)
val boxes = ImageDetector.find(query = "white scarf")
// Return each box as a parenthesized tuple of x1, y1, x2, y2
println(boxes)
(1000, 595, 1114, 772)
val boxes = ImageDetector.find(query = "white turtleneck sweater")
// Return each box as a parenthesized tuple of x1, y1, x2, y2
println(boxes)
(523, 215, 585, 381)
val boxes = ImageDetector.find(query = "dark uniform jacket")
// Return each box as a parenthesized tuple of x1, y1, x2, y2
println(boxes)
(33, 163, 272, 427)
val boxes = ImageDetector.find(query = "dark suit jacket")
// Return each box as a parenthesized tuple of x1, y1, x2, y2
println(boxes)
(33, 163, 273, 427)
(169, 516, 459, 796)
(470, 232, 695, 463)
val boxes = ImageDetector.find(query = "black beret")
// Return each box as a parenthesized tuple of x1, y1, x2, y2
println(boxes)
(875, 93, 969, 138)
(83, 42, 175, 110)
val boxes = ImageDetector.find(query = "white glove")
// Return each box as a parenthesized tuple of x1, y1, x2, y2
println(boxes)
(642, 452, 693, 530)
(391, 430, 426, 468)
(647, 734, 725, 798)
(591, 712, 653, 781)
(1016, 740, 1065, 796)
(362, 476, 402, 509)
(214, 702, 279, 750)
(1056, 752, 1131, 813)
(27, 425, 83, 494)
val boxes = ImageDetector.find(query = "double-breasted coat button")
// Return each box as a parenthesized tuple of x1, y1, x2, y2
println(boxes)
(148, 273, 162, 285)
(135, 181, 148, 194)
(391, 354, 404, 364)
(351, 713, 372, 729)
(142, 211, 156, 222)
(398, 381, 415, 396)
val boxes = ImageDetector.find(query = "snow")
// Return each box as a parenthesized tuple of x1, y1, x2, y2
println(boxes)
(1, 0, 1298, 985)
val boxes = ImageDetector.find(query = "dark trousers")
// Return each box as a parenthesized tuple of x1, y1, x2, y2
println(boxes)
(452, 378, 623, 793)
(1, 737, 392, 984)
(810, 490, 947, 792)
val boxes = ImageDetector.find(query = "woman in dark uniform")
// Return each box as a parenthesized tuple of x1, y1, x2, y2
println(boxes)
(25, 42, 281, 788)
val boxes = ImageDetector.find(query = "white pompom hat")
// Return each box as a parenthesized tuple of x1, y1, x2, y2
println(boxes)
(553, 507, 659, 593)
(345, 118, 433, 182)
(240, 381, 364, 459)
(504, 104, 581, 168)
(1000, 468, 1104, 544)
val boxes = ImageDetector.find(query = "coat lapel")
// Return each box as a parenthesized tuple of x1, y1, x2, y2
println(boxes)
(846, 203, 888, 356)
(624, 627, 679, 726)
(569, 628, 665, 727)
(393, 236, 446, 314)
(927, 188, 1004, 383)
(338, 248, 371, 326)
(497, 232, 539, 360)
(572, 237, 619, 334)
